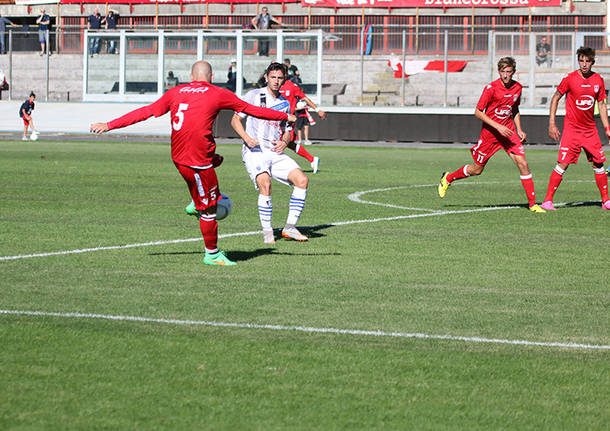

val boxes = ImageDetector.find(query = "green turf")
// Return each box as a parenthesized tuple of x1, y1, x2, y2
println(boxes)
(1, 140, 609, 430)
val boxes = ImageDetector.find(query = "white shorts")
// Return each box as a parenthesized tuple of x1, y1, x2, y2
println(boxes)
(242, 145, 300, 188)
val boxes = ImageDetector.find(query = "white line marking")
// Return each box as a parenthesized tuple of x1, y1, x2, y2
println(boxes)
(348, 185, 441, 212)
(0, 206, 517, 261)
(1, 178, 591, 262)
(1, 309, 607, 350)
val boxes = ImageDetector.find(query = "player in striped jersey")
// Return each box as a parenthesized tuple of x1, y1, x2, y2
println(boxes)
(90, 61, 295, 266)
(233, 62, 310, 244)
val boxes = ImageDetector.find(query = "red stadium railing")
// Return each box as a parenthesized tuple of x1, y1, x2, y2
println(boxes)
(55, 13, 606, 54)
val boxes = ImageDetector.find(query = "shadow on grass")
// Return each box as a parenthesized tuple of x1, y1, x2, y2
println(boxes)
(149, 224, 337, 261)
(442, 200, 602, 209)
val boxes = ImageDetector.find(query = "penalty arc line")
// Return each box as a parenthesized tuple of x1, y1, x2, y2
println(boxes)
(0, 205, 518, 261)
(0, 309, 608, 351)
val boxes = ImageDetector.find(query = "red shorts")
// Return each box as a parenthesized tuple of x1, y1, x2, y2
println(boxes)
(558, 126, 606, 165)
(470, 132, 525, 166)
(22, 117, 30, 126)
(174, 162, 220, 211)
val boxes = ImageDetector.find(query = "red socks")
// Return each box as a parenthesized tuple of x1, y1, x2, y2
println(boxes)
(544, 166, 564, 203)
(520, 174, 537, 207)
(446, 165, 469, 183)
(294, 143, 314, 163)
(199, 214, 218, 252)
(594, 168, 609, 203)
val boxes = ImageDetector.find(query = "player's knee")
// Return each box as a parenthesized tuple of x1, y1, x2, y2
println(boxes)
(470, 165, 484, 176)
(291, 171, 308, 189)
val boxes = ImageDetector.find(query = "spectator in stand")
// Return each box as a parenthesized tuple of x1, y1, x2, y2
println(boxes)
(104, 7, 119, 54)
(536, 36, 552, 67)
(251, 7, 281, 56)
(284, 58, 301, 85)
(0, 12, 18, 55)
(164, 71, 179, 91)
(227, 59, 237, 92)
(0, 69, 8, 100)
(36, 8, 51, 56)
(87, 7, 103, 57)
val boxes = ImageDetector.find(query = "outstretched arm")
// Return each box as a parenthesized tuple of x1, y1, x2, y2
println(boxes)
(302, 95, 326, 120)
(90, 96, 170, 134)
(223, 90, 295, 122)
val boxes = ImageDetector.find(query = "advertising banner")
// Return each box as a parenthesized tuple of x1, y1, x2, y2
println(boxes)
(300, 0, 560, 7)
(58, 0, 299, 4)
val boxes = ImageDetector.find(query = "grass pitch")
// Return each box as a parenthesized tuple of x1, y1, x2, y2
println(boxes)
(1, 139, 609, 430)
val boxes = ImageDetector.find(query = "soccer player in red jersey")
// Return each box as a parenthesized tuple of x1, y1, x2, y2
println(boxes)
(279, 78, 326, 173)
(90, 61, 296, 266)
(438, 57, 545, 213)
(541, 46, 610, 211)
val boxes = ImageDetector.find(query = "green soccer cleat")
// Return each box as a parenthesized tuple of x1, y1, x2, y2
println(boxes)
(185, 201, 198, 216)
(529, 204, 546, 213)
(203, 250, 237, 266)
(438, 172, 450, 198)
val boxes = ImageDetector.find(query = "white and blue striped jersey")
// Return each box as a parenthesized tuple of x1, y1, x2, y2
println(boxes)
(239, 87, 290, 152)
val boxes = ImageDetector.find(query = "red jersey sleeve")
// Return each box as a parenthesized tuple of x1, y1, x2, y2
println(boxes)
(556, 75, 569, 95)
(597, 76, 607, 102)
(476, 84, 492, 112)
(512, 90, 522, 116)
(219, 88, 288, 121)
(107, 92, 171, 131)
(292, 83, 306, 100)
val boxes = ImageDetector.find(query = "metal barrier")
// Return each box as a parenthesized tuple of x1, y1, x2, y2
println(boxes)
(2, 29, 610, 107)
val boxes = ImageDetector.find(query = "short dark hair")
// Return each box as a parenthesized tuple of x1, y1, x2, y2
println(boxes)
(577, 46, 595, 61)
(29, 91, 36, 98)
(265, 61, 287, 77)
(497, 56, 516, 71)
(284, 58, 291, 64)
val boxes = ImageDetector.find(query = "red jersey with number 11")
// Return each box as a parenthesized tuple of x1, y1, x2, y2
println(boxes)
(476, 78, 522, 140)
(107, 81, 288, 167)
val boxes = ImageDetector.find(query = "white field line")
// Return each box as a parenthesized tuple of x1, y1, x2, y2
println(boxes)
(1, 309, 608, 350)
(348, 184, 442, 212)
(0, 178, 592, 262)
(0, 206, 517, 261)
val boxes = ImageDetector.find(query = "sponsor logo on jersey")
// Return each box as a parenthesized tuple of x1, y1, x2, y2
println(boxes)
(575, 95, 595, 110)
(180, 86, 210, 94)
(494, 105, 512, 119)
(581, 84, 591, 88)
(270, 101, 290, 112)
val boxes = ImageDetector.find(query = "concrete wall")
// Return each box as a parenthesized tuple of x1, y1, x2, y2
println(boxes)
(0, 101, 576, 145)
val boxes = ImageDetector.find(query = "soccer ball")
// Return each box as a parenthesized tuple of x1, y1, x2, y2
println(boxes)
(216, 193, 232, 221)
(30, 132, 38, 141)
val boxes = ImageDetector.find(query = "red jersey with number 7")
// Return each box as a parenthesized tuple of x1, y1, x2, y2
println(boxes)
(557, 70, 606, 131)
(106, 81, 289, 166)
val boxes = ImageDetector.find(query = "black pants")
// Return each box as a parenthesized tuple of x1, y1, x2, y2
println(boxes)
(258, 40, 269, 56)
